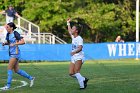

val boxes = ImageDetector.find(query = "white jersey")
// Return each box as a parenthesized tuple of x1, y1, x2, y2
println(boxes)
(71, 35, 84, 56)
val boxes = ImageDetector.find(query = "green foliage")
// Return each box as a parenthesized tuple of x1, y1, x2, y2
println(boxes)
(0, 0, 137, 43)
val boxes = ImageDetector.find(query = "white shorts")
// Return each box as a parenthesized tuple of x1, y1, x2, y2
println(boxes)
(6, 16, 14, 24)
(71, 54, 85, 64)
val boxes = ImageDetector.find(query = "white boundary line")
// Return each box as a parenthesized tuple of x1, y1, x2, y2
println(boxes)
(0, 79, 28, 91)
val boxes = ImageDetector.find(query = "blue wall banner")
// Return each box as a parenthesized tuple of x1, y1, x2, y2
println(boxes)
(0, 42, 140, 61)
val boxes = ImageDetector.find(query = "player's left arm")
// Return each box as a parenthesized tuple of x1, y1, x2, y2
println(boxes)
(10, 31, 25, 46)
(10, 38, 25, 46)
(15, 38, 25, 45)
(71, 45, 83, 56)
(15, 31, 25, 45)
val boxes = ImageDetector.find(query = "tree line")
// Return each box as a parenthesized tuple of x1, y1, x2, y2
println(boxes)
(0, 0, 137, 43)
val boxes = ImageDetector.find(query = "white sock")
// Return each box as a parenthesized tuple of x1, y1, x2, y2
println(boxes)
(75, 73, 85, 88)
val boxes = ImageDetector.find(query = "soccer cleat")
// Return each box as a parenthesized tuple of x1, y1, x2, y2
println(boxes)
(84, 77, 89, 88)
(80, 77, 89, 90)
(0, 86, 10, 90)
(30, 77, 35, 87)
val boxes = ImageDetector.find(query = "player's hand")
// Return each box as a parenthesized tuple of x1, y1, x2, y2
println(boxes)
(10, 43, 16, 46)
(2, 43, 5, 46)
(67, 18, 71, 23)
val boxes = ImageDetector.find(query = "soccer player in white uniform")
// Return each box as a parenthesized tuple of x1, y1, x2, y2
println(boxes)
(67, 18, 89, 89)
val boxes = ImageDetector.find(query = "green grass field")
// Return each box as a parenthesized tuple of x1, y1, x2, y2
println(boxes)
(0, 59, 140, 93)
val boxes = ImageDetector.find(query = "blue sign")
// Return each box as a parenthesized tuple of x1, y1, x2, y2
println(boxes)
(0, 42, 140, 61)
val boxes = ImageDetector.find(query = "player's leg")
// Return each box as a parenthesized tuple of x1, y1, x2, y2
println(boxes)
(74, 60, 85, 89)
(6, 16, 9, 24)
(0, 58, 17, 90)
(74, 59, 89, 89)
(14, 60, 32, 80)
(69, 62, 76, 78)
(69, 56, 77, 78)
(9, 17, 14, 23)
(7, 58, 17, 88)
(14, 59, 35, 87)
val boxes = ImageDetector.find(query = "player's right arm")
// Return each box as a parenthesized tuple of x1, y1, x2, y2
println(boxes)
(2, 33, 9, 46)
(67, 18, 72, 38)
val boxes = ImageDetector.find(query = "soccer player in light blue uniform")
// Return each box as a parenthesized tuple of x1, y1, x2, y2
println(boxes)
(0, 22, 35, 90)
